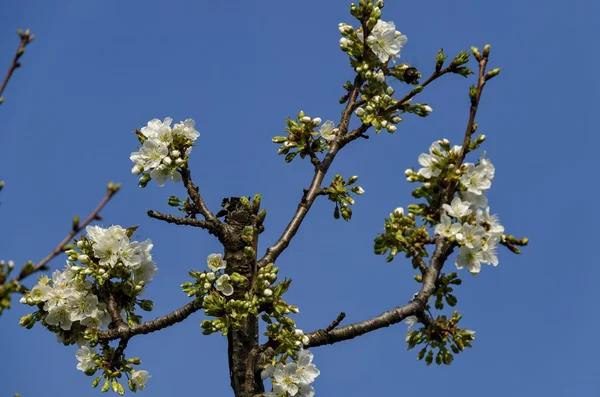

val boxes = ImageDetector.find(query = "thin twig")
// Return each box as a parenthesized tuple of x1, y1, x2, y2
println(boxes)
(11, 183, 119, 284)
(325, 312, 346, 333)
(0, 29, 35, 104)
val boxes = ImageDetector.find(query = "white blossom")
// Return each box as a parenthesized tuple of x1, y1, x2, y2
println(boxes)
(477, 207, 504, 234)
(417, 153, 441, 179)
(435, 214, 462, 238)
(460, 191, 488, 210)
(45, 303, 73, 330)
(68, 293, 98, 322)
(207, 253, 227, 272)
(318, 120, 338, 142)
(358, 20, 408, 63)
(294, 350, 320, 384)
(405, 315, 418, 333)
(132, 258, 158, 285)
(216, 274, 234, 296)
(481, 234, 500, 266)
(460, 163, 492, 195)
(456, 223, 486, 249)
(150, 164, 182, 187)
(75, 346, 97, 372)
(86, 225, 129, 267)
(456, 244, 484, 274)
(131, 370, 151, 390)
(141, 117, 173, 144)
(273, 363, 300, 396)
(442, 197, 472, 218)
(172, 118, 200, 141)
(130, 139, 169, 171)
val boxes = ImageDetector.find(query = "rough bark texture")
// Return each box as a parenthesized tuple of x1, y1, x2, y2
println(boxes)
(222, 203, 264, 397)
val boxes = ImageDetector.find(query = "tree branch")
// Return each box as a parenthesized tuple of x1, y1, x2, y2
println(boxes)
(305, 237, 454, 348)
(147, 209, 223, 237)
(180, 166, 216, 221)
(97, 300, 201, 341)
(255, 75, 364, 268)
(10, 183, 119, 284)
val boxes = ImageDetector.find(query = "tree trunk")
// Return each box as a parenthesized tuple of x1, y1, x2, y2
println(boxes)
(222, 204, 264, 397)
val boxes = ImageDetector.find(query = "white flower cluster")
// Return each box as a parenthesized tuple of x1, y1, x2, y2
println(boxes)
(86, 225, 158, 285)
(262, 350, 320, 397)
(130, 117, 200, 187)
(20, 265, 110, 331)
(357, 19, 408, 63)
(20, 225, 157, 331)
(415, 141, 503, 274)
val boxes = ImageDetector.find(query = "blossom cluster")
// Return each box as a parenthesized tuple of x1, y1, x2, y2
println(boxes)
(20, 265, 110, 331)
(130, 117, 200, 187)
(20, 224, 157, 332)
(412, 140, 503, 274)
(20, 225, 157, 389)
(262, 350, 320, 397)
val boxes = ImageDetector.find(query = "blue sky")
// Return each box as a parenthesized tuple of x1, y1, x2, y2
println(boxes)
(0, 0, 597, 396)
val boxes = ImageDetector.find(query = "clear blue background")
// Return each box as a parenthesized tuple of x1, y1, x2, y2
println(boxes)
(1, 0, 597, 396)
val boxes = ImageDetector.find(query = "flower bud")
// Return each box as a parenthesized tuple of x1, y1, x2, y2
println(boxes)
(139, 174, 151, 183)
(301, 116, 311, 123)
(386, 124, 397, 132)
(138, 300, 154, 311)
(391, 116, 402, 123)
(206, 272, 216, 281)
(131, 164, 143, 175)
(76, 240, 85, 248)
(175, 158, 184, 166)
(355, 108, 365, 117)
(78, 255, 90, 264)
(404, 169, 413, 176)
(422, 105, 432, 113)
(263, 288, 273, 297)
(394, 207, 404, 217)
(162, 156, 172, 166)
(312, 117, 322, 126)
(203, 282, 211, 290)
(171, 150, 181, 158)
(386, 86, 395, 95)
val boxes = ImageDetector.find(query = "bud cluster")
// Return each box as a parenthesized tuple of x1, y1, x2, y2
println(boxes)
(373, 206, 430, 265)
(85, 344, 150, 395)
(0, 259, 19, 314)
(325, 174, 365, 221)
(273, 111, 338, 163)
(406, 310, 475, 366)
(130, 117, 200, 188)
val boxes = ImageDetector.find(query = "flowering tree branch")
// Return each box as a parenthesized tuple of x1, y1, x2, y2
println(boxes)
(0, 29, 34, 105)
(258, 61, 461, 268)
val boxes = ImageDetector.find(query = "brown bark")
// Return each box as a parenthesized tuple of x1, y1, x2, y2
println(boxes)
(222, 205, 264, 397)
